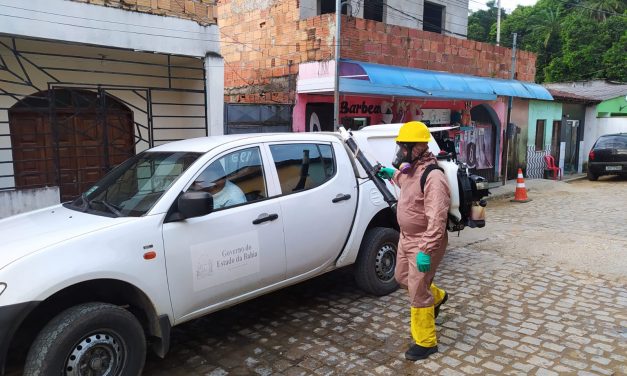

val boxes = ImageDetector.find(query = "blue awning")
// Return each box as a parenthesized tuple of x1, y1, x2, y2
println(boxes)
(339, 60, 553, 101)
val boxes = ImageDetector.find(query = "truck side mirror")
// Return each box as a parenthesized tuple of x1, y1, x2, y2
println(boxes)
(178, 191, 214, 219)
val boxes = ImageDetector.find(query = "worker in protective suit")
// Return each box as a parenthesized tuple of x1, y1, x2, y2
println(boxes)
(377, 121, 451, 361)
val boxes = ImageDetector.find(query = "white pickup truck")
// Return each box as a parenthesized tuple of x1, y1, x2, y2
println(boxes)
(0, 125, 485, 375)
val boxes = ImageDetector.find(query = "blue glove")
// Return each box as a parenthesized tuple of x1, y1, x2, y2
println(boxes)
(416, 252, 431, 272)
(377, 166, 396, 180)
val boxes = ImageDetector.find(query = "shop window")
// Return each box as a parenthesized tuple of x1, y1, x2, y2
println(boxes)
(423, 2, 445, 34)
(535, 120, 545, 151)
(319, 0, 349, 15)
(364, 0, 383, 22)
(270, 143, 336, 194)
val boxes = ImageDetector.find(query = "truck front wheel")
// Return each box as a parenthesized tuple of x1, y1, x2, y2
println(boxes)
(355, 227, 400, 296)
(23, 302, 146, 376)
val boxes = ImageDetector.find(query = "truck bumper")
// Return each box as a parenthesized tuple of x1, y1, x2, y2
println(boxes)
(0, 301, 39, 375)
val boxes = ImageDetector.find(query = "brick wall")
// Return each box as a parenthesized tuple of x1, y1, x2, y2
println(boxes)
(341, 16, 536, 82)
(217, 0, 334, 104)
(69, 0, 217, 25)
(217, 1, 537, 105)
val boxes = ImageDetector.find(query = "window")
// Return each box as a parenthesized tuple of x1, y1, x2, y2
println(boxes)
(364, 0, 383, 22)
(535, 120, 545, 151)
(270, 143, 336, 194)
(319, 0, 349, 15)
(68, 151, 200, 217)
(595, 134, 627, 149)
(190, 147, 266, 210)
(423, 2, 445, 34)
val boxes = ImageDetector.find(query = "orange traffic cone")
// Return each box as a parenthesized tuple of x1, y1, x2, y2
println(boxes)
(511, 168, 532, 203)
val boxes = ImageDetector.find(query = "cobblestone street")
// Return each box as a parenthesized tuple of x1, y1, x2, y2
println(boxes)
(143, 176, 627, 376)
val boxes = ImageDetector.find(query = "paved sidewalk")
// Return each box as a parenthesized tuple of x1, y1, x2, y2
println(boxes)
(486, 173, 587, 201)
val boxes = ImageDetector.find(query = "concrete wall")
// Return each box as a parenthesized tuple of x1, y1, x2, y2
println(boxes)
(597, 96, 627, 116)
(583, 115, 627, 162)
(0, 187, 60, 219)
(299, 0, 468, 37)
(69, 0, 217, 25)
(0, 0, 220, 57)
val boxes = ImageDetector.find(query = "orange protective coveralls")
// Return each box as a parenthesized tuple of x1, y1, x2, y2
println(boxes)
(393, 153, 451, 308)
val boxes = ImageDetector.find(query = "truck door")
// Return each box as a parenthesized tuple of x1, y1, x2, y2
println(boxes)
(162, 145, 286, 322)
(267, 141, 358, 278)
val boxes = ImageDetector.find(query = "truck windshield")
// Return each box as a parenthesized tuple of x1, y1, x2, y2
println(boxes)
(66, 151, 201, 217)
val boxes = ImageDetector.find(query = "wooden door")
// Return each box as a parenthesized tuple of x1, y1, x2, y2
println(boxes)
(8, 112, 55, 189)
(10, 106, 134, 201)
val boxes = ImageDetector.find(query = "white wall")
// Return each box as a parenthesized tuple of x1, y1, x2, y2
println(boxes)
(0, 0, 219, 57)
(583, 115, 627, 162)
(0, 187, 60, 219)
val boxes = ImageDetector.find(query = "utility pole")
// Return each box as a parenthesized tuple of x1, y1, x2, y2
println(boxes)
(496, 0, 501, 46)
(502, 32, 517, 185)
(333, 0, 341, 131)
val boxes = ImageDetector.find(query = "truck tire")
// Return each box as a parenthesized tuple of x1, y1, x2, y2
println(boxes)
(355, 227, 400, 296)
(23, 302, 146, 376)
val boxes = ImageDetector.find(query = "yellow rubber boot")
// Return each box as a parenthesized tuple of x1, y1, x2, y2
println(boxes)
(431, 283, 448, 318)
(406, 306, 438, 360)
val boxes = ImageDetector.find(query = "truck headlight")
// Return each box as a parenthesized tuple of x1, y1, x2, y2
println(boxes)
(0, 283, 6, 296)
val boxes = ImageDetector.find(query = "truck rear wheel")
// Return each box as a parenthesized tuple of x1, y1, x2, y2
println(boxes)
(355, 227, 400, 296)
(23, 302, 146, 376)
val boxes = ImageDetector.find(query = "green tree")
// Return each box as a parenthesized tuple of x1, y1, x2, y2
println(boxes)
(583, 0, 626, 21)
(603, 33, 627, 81)
(467, 1, 507, 43)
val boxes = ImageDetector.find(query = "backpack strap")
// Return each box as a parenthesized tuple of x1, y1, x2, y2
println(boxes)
(420, 164, 444, 194)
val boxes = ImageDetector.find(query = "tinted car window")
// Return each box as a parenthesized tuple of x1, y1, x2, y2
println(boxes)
(270, 143, 336, 194)
(595, 135, 627, 149)
(189, 147, 266, 210)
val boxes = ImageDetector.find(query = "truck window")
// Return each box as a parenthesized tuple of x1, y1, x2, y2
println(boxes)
(269, 143, 336, 194)
(189, 147, 267, 210)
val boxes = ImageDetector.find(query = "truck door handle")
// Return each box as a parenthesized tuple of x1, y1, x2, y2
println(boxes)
(252, 213, 279, 225)
(332, 193, 352, 203)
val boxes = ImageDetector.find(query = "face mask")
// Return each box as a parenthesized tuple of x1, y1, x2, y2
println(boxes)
(392, 143, 415, 173)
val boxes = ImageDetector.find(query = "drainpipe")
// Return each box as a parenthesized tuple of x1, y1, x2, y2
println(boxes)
(333, 0, 341, 131)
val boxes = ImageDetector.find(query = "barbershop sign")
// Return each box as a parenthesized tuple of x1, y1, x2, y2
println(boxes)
(340, 101, 382, 114)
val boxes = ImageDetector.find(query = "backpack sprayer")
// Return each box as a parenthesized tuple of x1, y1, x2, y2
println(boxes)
(338, 126, 490, 232)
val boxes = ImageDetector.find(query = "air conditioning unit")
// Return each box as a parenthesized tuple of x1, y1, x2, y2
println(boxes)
(566, 120, 579, 128)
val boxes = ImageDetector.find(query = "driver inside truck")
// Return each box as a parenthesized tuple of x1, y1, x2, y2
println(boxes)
(191, 161, 246, 209)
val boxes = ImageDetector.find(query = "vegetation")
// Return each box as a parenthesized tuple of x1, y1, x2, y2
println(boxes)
(467, 0, 627, 82)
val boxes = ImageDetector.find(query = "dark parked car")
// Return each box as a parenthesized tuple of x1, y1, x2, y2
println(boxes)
(588, 133, 627, 180)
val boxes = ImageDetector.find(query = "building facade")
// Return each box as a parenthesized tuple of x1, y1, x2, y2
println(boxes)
(0, 0, 222, 215)
(217, 0, 550, 182)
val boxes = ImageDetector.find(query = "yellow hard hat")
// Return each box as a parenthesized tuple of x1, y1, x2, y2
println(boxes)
(396, 121, 431, 143)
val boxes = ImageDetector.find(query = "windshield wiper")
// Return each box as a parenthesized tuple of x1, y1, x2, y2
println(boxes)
(91, 199, 122, 217)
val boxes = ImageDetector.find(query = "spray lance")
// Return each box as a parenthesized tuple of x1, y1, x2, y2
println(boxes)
(338, 126, 398, 214)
